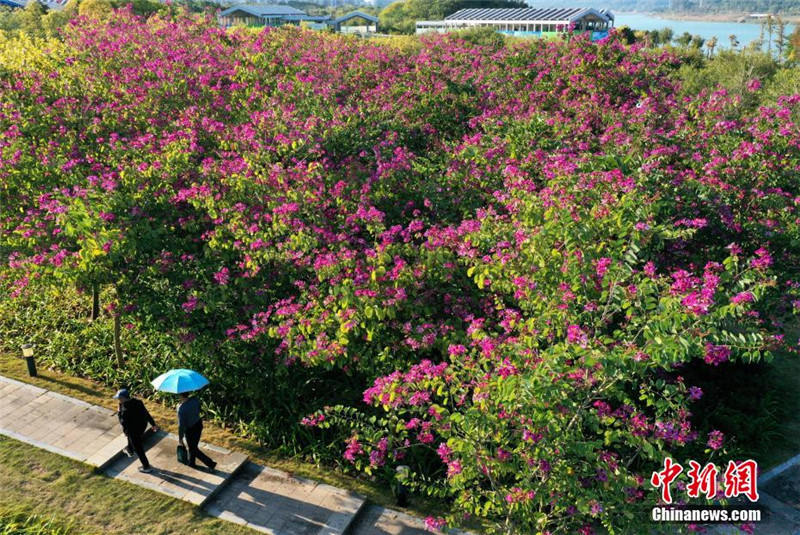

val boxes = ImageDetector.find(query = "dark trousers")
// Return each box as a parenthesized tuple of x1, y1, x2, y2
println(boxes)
(186, 420, 214, 468)
(126, 429, 150, 469)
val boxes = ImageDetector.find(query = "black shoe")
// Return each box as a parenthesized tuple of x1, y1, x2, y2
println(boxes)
(208, 461, 217, 471)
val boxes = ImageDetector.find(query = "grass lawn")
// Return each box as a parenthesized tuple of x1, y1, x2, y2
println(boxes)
(0, 435, 252, 535)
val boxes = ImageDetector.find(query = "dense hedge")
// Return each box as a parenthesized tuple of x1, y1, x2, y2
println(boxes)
(2, 11, 800, 533)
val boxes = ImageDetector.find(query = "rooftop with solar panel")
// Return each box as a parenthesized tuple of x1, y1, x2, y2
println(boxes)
(416, 7, 614, 40)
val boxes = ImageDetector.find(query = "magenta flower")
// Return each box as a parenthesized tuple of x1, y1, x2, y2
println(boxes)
(704, 344, 731, 366)
(343, 436, 363, 462)
(424, 516, 446, 532)
(181, 296, 198, 313)
(707, 430, 724, 450)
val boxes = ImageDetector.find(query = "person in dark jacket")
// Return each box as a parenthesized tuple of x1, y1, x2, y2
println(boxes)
(114, 388, 158, 473)
(178, 392, 216, 471)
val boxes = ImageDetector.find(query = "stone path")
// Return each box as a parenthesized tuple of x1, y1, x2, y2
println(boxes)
(0, 373, 438, 535)
(0, 375, 125, 467)
(347, 504, 429, 535)
(205, 463, 363, 535)
(105, 430, 248, 507)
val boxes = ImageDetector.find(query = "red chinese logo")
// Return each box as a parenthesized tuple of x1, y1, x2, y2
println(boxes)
(686, 460, 718, 500)
(650, 458, 759, 504)
(724, 460, 759, 502)
(651, 457, 683, 504)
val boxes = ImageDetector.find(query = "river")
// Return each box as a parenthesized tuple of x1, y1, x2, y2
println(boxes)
(613, 12, 795, 48)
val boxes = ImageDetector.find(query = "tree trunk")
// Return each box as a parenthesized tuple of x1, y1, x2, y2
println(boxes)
(114, 313, 124, 368)
(91, 283, 100, 321)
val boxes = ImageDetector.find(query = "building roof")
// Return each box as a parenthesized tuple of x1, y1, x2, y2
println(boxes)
(444, 7, 611, 23)
(331, 10, 379, 25)
(219, 4, 307, 18)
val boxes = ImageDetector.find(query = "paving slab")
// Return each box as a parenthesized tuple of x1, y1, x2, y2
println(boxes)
(104, 430, 248, 507)
(206, 463, 365, 535)
(0, 375, 125, 466)
(346, 505, 429, 535)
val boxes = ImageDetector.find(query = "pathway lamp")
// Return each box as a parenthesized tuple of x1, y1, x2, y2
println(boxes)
(395, 465, 410, 507)
(21, 344, 36, 377)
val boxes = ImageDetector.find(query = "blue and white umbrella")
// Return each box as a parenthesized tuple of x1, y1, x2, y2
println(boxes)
(151, 369, 209, 394)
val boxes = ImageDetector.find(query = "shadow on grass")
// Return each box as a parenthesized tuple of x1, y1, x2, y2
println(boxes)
(37, 374, 108, 401)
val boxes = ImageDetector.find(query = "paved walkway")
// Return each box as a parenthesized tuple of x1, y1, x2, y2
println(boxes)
(1, 374, 430, 535)
(105, 430, 248, 507)
(0, 375, 125, 466)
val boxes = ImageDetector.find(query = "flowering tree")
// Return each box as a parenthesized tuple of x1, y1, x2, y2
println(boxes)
(1, 11, 799, 533)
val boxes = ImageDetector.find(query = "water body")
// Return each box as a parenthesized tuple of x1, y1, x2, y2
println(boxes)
(614, 12, 795, 48)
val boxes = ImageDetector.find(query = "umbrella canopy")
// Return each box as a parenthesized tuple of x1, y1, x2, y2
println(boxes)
(151, 369, 209, 394)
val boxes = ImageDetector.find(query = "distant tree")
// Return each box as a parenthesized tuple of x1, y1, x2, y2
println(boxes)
(658, 27, 673, 45)
(690, 34, 705, 49)
(706, 35, 717, 57)
(775, 16, 786, 60)
(616, 25, 636, 45)
(42, 0, 77, 37)
(121, 0, 166, 17)
(17, 0, 45, 36)
(766, 14, 775, 54)
(729, 33, 739, 49)
(788, 26, 800, 63)
(79, 0, 113, 19)
(675, 31, 692, 47)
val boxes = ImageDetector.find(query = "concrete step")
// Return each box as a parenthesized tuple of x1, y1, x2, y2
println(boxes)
(205, 463, 366, 535)
(104, 430, 248, 507)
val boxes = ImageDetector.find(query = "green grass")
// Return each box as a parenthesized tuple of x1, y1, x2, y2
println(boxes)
(0, 435, 253, 535)
(0, 509, 72, 535)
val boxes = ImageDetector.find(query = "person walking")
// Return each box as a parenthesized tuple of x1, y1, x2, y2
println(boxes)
(177, 392, 216, 471)
(114, 388, 158, 473)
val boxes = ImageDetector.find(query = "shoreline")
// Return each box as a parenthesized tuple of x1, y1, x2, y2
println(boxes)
(615, 11, 800, 24)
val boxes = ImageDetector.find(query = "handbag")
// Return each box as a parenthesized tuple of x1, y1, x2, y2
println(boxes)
(177, 444, 188, 465)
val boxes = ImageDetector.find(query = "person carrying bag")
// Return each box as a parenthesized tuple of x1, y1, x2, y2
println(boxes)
(177, 392, 216, 471)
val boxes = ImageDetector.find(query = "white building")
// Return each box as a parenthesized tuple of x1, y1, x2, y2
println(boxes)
(416, 7, 614, 39)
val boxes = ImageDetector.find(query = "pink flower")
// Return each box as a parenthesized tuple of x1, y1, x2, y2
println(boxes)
(181, 296, 198, 313)
(343, 436, 363, 462)
(704, 344, 731, 366)
(566, 325, 588, 347)
(213, 267, 230, 285)
(595, 257, 612, 278)
(707, 430, 724, 450)
(447, 460, 462, 477)
(730, 292, 754, 305)
(751, 248, 772, 270)
(424, 516, 446, 532)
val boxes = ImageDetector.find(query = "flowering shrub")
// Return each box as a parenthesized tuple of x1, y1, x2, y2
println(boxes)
(1, 11, 799, 533)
